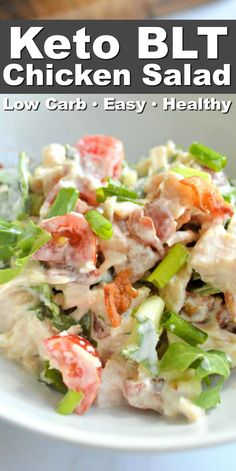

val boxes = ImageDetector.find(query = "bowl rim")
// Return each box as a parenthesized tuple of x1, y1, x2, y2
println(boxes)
(0, 400, 236, 452)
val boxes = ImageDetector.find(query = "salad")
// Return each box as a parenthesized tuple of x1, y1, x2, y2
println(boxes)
(0, 135, 235, 421)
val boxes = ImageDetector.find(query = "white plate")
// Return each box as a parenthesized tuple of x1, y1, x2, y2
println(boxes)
(0, 94, 235, 451)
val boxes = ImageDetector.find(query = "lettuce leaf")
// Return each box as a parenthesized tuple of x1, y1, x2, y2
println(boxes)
(194, 379, 224, 410)
(159, 342, 231, 410)
(31, 283, 77, 331)
(0, 220, 51, 284)
(159, 343, 230, 378)
(39, 360, 67, 394)
(47, 187, 79, 218)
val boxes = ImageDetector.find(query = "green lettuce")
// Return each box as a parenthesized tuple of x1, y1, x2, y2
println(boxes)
(31, 283, 77, 331)
(159, 342, 231, 410)
(0, 220, 51, 284)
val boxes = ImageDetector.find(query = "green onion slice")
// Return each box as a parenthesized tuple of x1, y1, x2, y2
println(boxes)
(96, 178, 142, 204)
(222, 188, 236, 205)
(56, 390, 84, 415)
(147, 243, 189, 288)
(85, 209, 113, 240)
(18, 152, 29, 202)
(189, 142, 227, 172)
(161, 311, 208, 346)
(171, 166, 211, 182)
(48, 187, 79, 218)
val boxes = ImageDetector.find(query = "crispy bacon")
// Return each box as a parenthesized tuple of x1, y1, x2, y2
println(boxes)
(180, 176, 233, 218)
(104, 269, 138, 327)
(127, 208, 164, 255)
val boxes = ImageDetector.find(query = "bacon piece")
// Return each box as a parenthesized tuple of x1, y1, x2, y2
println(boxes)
(180, 176, 233, 218)
(104, 269, 138, 327)
(225, 292, 236, 323)
(145, 200, 176, 243)
(127, 208, 164, 255)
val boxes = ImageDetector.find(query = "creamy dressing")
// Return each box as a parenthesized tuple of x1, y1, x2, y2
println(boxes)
(1, 138, 235, 421)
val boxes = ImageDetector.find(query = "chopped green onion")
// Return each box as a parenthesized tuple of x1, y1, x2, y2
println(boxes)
(18, 152, 29, 202)
(222, 189, 236, 205)
(147, 243, 189, 289)
(85, 210, 113, 240)
(48, 187, 79, 218)
(171, 166, 211, 182)
(57, 390, 84, 415)
(29, 193, 44, 217)
(189, 142, 227, 172)
(18, 152, 30, 216)
(161, 311, 208, 346)
(122, 296, 165, 376)
(96, 178, 142, 204)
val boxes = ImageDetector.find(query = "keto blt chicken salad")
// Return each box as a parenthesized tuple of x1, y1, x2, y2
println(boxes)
(0, 135, 235, 421)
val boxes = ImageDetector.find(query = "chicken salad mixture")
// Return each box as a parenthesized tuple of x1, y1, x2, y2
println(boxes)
(0, 135, 235, 421)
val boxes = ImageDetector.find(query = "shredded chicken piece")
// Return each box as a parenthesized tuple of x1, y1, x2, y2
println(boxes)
(190, 225, 236, 294)
(97, 357, 136, 407)
(166, 229, 198, 247)
(160, 265, 192, 313)
(178, 397, 205, 423)
(115, 236, 159, 282)
(123, 377, 164, 413)
(181, 292, 224, 323)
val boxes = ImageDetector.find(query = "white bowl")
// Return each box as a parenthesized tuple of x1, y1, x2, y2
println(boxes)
(0, 94, 235, 451)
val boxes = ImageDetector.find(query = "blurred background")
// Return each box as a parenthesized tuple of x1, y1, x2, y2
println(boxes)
(0, 0, 235, 19)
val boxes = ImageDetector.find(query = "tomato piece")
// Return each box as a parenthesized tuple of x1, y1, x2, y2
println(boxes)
(77, 135, 124, 180)
(33, 213, 97, 271)
(180, 176, 233, 218)
(104, 269, 138, 327)
(44, 334, 102, 414)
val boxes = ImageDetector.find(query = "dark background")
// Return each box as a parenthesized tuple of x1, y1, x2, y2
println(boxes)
(0, 20, 234, 93)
